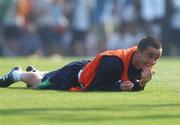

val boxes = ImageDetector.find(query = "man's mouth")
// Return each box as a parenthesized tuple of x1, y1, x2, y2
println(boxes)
(145, 64, 153, 68)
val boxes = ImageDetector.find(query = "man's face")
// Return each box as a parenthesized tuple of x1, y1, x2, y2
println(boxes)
(137, 46, 162, 69)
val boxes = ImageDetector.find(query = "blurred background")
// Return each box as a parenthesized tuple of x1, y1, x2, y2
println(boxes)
(0, 0, 179, 57)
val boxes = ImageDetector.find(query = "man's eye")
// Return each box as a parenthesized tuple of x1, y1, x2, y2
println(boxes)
(147, 54, 153, 59)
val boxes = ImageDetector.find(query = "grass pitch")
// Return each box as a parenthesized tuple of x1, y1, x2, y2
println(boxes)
(0, 57, 180, 125)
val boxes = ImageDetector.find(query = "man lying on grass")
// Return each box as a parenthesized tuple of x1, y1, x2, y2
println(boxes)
(0, 36, 162, 92)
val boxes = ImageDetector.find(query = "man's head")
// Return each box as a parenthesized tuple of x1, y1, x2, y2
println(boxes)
(137, 36, 162, 53)
(134, 36, 162, 69)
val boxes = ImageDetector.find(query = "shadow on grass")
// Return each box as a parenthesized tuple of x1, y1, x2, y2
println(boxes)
(7, 87, 29, 90)
(0, 103, 180, 122)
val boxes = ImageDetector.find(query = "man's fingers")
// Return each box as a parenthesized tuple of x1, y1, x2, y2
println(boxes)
(141, 67, 153, 81)
(144, 67, 152, 76)
(139, 66, 154, 86)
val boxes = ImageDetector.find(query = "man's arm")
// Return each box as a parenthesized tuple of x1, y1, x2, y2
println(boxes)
(131, 67, 153, 91)
(139, 67, 153, 87)
(87, 56, 124, 91)
(87, 57, 153, 92)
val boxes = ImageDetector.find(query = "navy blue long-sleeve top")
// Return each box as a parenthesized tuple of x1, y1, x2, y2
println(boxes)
(86, 56, 144, 91)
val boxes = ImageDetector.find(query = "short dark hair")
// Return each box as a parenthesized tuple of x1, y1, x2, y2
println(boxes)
(137, 36, 162, 53)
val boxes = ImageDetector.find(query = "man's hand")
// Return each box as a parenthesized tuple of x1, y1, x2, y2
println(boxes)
(139, 67, 154, 87)
(120, 81, 134, 91)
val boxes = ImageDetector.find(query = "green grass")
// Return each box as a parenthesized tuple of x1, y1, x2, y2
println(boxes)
(0, 57, 180, 125)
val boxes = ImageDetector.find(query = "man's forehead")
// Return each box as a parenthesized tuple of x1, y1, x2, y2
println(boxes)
(145, 47, 162, 56)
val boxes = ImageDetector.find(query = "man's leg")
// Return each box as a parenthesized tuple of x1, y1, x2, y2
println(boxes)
(26, 66, 48, 76)
(0, 66, 46, 89)
(26, 66, 37, 87)
(21, 72, 44, 88)
(21, 66, 49, 88)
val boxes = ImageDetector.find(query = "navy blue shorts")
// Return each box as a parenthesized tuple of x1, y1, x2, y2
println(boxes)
(38, 60, 90, 90)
